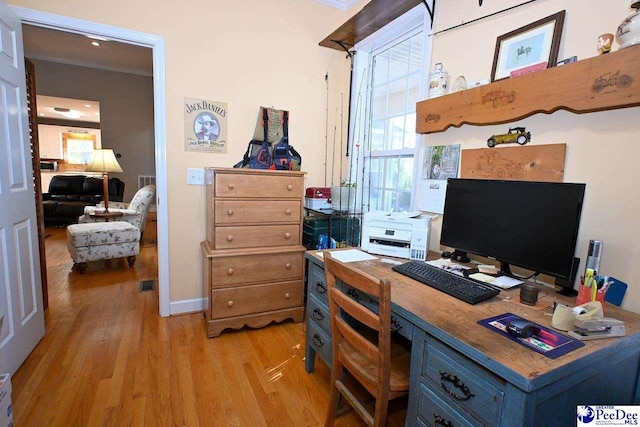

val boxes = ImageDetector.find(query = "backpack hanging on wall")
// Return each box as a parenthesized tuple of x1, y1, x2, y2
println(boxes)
(234, 108, 271, 169)
(233, 107, 301, 170)
(270, 111, 302, 171)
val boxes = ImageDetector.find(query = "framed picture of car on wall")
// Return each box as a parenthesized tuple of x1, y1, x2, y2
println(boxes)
(490, 10, 565, 81)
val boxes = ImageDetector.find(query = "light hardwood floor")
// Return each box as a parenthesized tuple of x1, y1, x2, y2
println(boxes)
(12, 222, 407, 426)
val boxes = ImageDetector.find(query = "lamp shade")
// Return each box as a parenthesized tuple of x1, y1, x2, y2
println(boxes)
(86, 149, 123, 173)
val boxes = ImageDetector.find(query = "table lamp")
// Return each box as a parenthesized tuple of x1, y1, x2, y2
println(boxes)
(86, 148, 123, 213)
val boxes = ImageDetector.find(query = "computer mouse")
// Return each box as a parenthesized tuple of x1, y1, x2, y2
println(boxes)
(506, 319, 540, 338)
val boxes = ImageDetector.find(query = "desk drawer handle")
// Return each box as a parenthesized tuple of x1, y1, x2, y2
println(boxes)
(439, 370, 475, 401)
(227, 183, 235, 190)
(227, 300, 234, 307)
(433, 414, 453, 427)
(390, 316, 403, 332)
(226, 235, 234, 242)
(346, 288, 361, 303)
(285, 232, 291, 239)
(285, 208, 292, 215)
(227, 209, 233, 216)
(312, 308, 325, 321)
(315, 282, 327, 294)
(285, 292, 291, 299)
(312, 333, 324, 347)
(227, 268, 234, 276)
(286, 263, 292, 270)
(287, 184, 293, 191)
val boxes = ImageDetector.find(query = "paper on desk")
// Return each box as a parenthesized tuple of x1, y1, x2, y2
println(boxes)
(469, 272, 523, 289)
(427, 258, 471, 276)
(323, 249, 378, 263)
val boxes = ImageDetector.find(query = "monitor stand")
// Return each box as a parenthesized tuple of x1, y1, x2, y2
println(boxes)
(451, 250, 470, 263)
(556, 287, 578, 297)
(499, 261, 513, 278)
(555, 256, 580, 296)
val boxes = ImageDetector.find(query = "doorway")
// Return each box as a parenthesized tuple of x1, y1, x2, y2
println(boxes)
(13, 6, 170, 316)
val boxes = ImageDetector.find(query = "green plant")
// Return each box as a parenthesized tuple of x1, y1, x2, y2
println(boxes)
(340, 179, 357, 187)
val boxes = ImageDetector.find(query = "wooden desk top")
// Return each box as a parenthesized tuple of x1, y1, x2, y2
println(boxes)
(306, 250, 640, 392)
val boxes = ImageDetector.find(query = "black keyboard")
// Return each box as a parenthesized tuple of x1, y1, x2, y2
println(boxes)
(392, 261, 500, 304)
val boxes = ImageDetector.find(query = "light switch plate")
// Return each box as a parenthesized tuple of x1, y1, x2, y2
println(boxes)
(187, 168, 205, 185)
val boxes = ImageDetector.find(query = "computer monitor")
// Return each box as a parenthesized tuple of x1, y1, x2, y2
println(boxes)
(440, 179, 586, 290)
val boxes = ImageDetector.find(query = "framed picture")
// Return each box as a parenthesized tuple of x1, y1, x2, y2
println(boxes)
(490, 10, 565, 82)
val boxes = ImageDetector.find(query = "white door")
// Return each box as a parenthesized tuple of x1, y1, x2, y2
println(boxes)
(0, 0, 45, 375)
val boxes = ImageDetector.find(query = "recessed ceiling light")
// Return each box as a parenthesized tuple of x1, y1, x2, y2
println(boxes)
(53, 107, 81, 119)
(91, 41, 101, 47)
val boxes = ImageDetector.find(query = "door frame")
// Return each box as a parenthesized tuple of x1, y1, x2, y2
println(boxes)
(12, 6, 171, 317)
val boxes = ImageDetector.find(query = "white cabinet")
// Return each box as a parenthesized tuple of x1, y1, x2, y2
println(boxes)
(37, 124, 63, 159)
(37, 124, 102, 160)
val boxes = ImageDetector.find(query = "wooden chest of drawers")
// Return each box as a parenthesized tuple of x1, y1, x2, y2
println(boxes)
(201, 168, 306, 337)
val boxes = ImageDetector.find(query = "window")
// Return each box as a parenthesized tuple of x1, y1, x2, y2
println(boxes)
(349, 7, 430, 213)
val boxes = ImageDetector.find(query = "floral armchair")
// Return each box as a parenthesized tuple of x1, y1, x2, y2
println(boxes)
(78, 185, 155, 234)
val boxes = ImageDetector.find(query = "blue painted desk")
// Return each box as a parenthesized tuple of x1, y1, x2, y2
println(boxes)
(304, 250, 640, 426)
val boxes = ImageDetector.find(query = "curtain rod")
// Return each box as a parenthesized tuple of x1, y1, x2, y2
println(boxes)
(430, 0, 538, 37)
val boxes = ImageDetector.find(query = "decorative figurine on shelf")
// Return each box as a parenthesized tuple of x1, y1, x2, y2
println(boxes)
(597, 33, 614, 54)
(452, 76, 468, 93)
(617, 1, 640, 49)
(427, 63, 449, 99)
(487, 127, 531, 148)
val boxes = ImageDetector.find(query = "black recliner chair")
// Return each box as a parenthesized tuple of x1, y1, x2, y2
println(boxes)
(42, 175, 125, 226)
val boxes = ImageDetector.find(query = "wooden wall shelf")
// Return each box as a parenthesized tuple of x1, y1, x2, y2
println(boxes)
(416, 46, 640, 134)
(319, 0, 424, 51)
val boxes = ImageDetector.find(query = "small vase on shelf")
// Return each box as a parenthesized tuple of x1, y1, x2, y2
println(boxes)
(617, 1, 640, 49)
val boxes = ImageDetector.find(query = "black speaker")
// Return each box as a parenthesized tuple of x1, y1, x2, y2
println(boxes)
(555, 256, 580, 296)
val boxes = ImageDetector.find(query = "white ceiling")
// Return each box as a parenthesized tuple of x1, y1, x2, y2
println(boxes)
(36, 95, 101, 123)
(23, 24, 153, 123)
(22, 24, 153, 76)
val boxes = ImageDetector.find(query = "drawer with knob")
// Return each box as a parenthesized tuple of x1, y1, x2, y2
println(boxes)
(211, 280, 303, 319)
(420, 339, 505, 426)
(307, 293, 331, 335)
(308, 263, 329, 303)
(214, 172, 304, 199)
(210, 251, 304, 287)
(307, 318, 333, 367)
(214, 200, 301, 225)
(418, 383, 483, 427)
(214, 225, 300, 249)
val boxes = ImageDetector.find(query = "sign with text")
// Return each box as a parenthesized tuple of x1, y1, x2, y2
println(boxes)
(184, 97, 227, 153)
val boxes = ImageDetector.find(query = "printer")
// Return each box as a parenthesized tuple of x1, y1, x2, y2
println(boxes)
(361, 211, 433, 261)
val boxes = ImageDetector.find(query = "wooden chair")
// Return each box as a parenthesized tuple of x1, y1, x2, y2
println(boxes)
(324, 252, 411, 427)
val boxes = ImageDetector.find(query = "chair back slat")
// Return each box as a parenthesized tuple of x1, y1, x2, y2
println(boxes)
(335, 316, 382, 363)
(324, 253, 392, 374)
(323, 251, 410, 427)
(330, 287, 380, 331)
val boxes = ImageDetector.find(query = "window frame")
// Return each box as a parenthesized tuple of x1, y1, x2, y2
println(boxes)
(348, 5, 432, 213)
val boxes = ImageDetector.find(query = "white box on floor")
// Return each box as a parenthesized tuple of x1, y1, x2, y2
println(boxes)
(304, 197, 331, 210)
(0, 373, 12, 427)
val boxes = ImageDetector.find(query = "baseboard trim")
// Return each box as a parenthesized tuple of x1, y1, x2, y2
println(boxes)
(170, 298, 205, 315)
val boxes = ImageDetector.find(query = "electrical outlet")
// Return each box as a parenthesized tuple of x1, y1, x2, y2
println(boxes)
(187, 168, 205, 185)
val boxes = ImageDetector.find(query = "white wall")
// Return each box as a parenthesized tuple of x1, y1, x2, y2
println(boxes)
(424, 0, 640, 312)
(10, 0, 355, 306)
(32, 59, 155, 201)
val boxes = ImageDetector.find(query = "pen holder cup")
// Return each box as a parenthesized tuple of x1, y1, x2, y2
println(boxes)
(576, 285, 606, 315)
